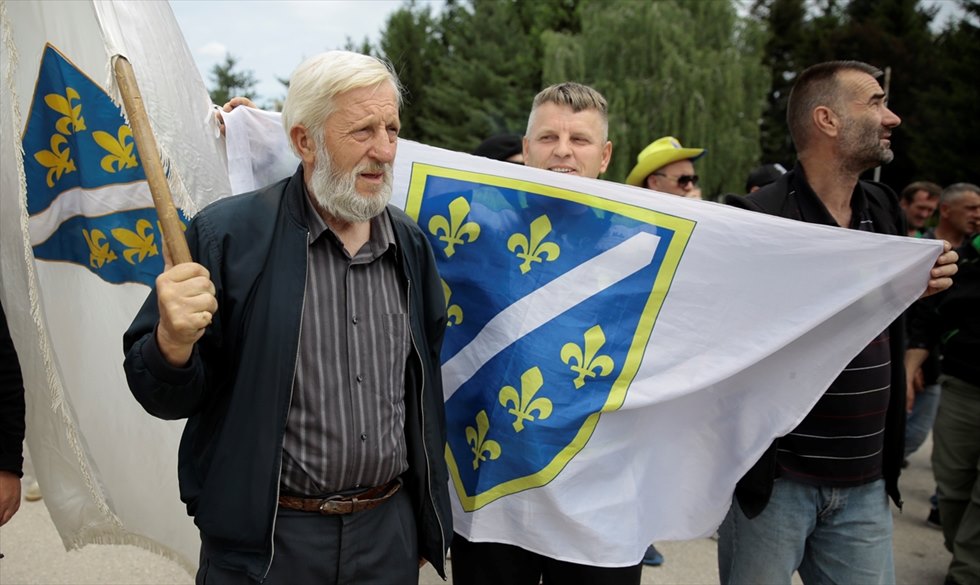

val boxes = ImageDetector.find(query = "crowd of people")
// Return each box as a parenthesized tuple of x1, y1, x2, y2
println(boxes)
(3, 50, 976, 585)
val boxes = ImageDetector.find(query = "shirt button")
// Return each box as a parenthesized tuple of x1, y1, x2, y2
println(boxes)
(356, 374, 363, 383)
(352, 316, 358, 325)
(360, 433, 368, 441)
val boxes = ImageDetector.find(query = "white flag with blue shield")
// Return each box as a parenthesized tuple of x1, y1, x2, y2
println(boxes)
(218, 110, 944, 566)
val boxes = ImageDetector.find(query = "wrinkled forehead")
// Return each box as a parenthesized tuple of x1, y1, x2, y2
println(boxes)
(527, 102, 606, 138)
(838, 69, 884, 102)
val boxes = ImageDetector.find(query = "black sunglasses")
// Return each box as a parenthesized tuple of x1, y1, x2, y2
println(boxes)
(654, 173, 699, 187)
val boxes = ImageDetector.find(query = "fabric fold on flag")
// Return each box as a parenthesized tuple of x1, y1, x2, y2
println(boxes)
(222, 110, 940, 566)
(1, 0, 229, 572)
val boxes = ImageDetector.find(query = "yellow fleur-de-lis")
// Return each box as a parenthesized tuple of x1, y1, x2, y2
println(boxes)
(34, 134, 76, 188)
(466, 410, 501, 470)
(92, 125, 138, 172)
(561, 325, 615, 389)
(498, 366, 553, 432)
(82, 228, 118, 268)
(44, 87, 86, 135)
(507, 215, 560, 274)
(428, 197, 480, 257)
(111, 219, 159, 265)
(441, 279, 464, 326)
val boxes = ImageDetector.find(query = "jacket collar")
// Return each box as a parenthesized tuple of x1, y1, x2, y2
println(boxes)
(790, 162, 870, 229)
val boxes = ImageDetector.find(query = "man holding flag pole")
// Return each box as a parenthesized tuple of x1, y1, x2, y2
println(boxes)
(123, 51, 451, 583)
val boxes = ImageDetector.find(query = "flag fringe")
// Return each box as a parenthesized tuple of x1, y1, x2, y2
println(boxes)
(1, 0, 122, 547)
(67, 524, 196, 576)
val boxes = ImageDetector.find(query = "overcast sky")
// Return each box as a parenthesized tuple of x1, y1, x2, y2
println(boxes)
(169, 0, 419, 104)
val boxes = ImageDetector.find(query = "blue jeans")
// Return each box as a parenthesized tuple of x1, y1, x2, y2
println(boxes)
(905, 382, 942, 458)
(718, 478, 895, 585)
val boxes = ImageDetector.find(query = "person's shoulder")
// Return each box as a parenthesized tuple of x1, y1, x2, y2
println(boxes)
(724, 173, 792, 215)
(195, 176, 291, 226)
(387, 205, 423, 234)
(860, 179, 899, 206)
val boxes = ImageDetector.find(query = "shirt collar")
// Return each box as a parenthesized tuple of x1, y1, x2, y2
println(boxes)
(791, 162, 870, 229)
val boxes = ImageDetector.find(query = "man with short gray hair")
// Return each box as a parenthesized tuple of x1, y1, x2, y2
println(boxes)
(124, 50, 451, 584)
(450, 82, 646, 585)
(933, 183, 980, 249)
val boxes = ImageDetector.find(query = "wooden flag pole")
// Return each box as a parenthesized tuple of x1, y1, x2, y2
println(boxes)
(112, 56, 192, 265)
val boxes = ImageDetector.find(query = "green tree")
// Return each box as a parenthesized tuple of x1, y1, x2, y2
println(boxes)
(376, 0, 580, 151)
(542, 0, 769, 197)
(378, 1, 442, 142)
(752, 0, 943, 191)
(208, 54, 258, 106)
(907, 0, 980, 185)
(752, 0, 809, 168)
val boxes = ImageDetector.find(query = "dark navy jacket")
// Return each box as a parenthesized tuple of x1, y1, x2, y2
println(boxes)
(123, 168, 451, 580)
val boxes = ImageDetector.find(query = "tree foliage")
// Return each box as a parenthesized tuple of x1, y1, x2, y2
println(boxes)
(207, 54, 258, 106)
(247, 0, 976, 193)
(540, 0, 769, 196)
(751, 0, 962, 191)
(378, 0, 580, 151)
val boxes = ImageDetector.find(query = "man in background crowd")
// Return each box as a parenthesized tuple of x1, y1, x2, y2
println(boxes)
(900, 181, 942, 237)
(473, 134, 525, 164)
(906, 232, 980, 585)
(745, 163, 787, 193)
(625, 136, 705, 199)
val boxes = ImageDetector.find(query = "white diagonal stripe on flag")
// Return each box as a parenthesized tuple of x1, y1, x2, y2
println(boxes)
(442, 231, 661, 398)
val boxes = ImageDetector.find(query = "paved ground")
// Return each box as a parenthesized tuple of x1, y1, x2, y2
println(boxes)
(0, 436, 950, 584)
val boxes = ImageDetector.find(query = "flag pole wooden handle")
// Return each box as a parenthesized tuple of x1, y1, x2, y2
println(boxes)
(112, 56, 192, 265)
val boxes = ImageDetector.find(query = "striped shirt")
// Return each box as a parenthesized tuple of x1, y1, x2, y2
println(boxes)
(777, 208, 891, 486)
(279, 195, 410, 495)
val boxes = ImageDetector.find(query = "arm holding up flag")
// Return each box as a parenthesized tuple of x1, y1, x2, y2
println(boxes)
(154, 251, 217, 368)
(123, 50, 451, 582)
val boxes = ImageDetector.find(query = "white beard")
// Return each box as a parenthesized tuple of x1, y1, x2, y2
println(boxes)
(308, 142, 393, 224)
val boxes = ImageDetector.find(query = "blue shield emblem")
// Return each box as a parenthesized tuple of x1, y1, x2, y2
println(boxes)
(23, 44, 183, 287)
(405, 165, 695, 510)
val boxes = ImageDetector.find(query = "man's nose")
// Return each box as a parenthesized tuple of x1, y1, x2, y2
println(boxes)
(554, 136, 572, 157)
(883, 106, 901, 128)
(370, 132, 396, 163)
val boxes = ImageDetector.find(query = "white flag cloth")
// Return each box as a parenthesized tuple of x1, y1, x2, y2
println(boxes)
(222, 110, 941, 566)
(0, 0, 228, 572)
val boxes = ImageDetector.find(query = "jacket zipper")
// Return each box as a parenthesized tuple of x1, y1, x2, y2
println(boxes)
(407, 278, 448, 577)
(261, 232, 309, 581)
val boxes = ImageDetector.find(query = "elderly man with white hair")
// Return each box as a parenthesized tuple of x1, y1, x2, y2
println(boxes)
(123, 51, 451, 584)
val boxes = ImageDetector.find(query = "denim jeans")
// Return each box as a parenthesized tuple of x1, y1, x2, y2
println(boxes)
(718, 478, 895, 585)
(905, 382, 942, 458)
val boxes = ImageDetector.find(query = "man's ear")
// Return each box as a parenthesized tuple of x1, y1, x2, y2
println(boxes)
(812, 105, 840, 139)
(290, 125, 316, 164)
(598, 140, 612, 174)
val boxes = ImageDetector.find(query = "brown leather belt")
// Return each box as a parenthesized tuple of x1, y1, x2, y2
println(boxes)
(278, 479, 401, 515)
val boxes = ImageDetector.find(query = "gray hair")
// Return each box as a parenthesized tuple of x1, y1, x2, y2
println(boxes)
(281, 51, 402, 154)
(526, 82, 609, 141)
(941, 182, 980, 204)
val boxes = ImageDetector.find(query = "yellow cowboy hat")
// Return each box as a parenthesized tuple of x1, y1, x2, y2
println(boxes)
(625, 136, 706, 187)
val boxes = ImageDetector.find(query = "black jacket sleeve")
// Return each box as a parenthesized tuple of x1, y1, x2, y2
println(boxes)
(0, 300, 26, 477)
